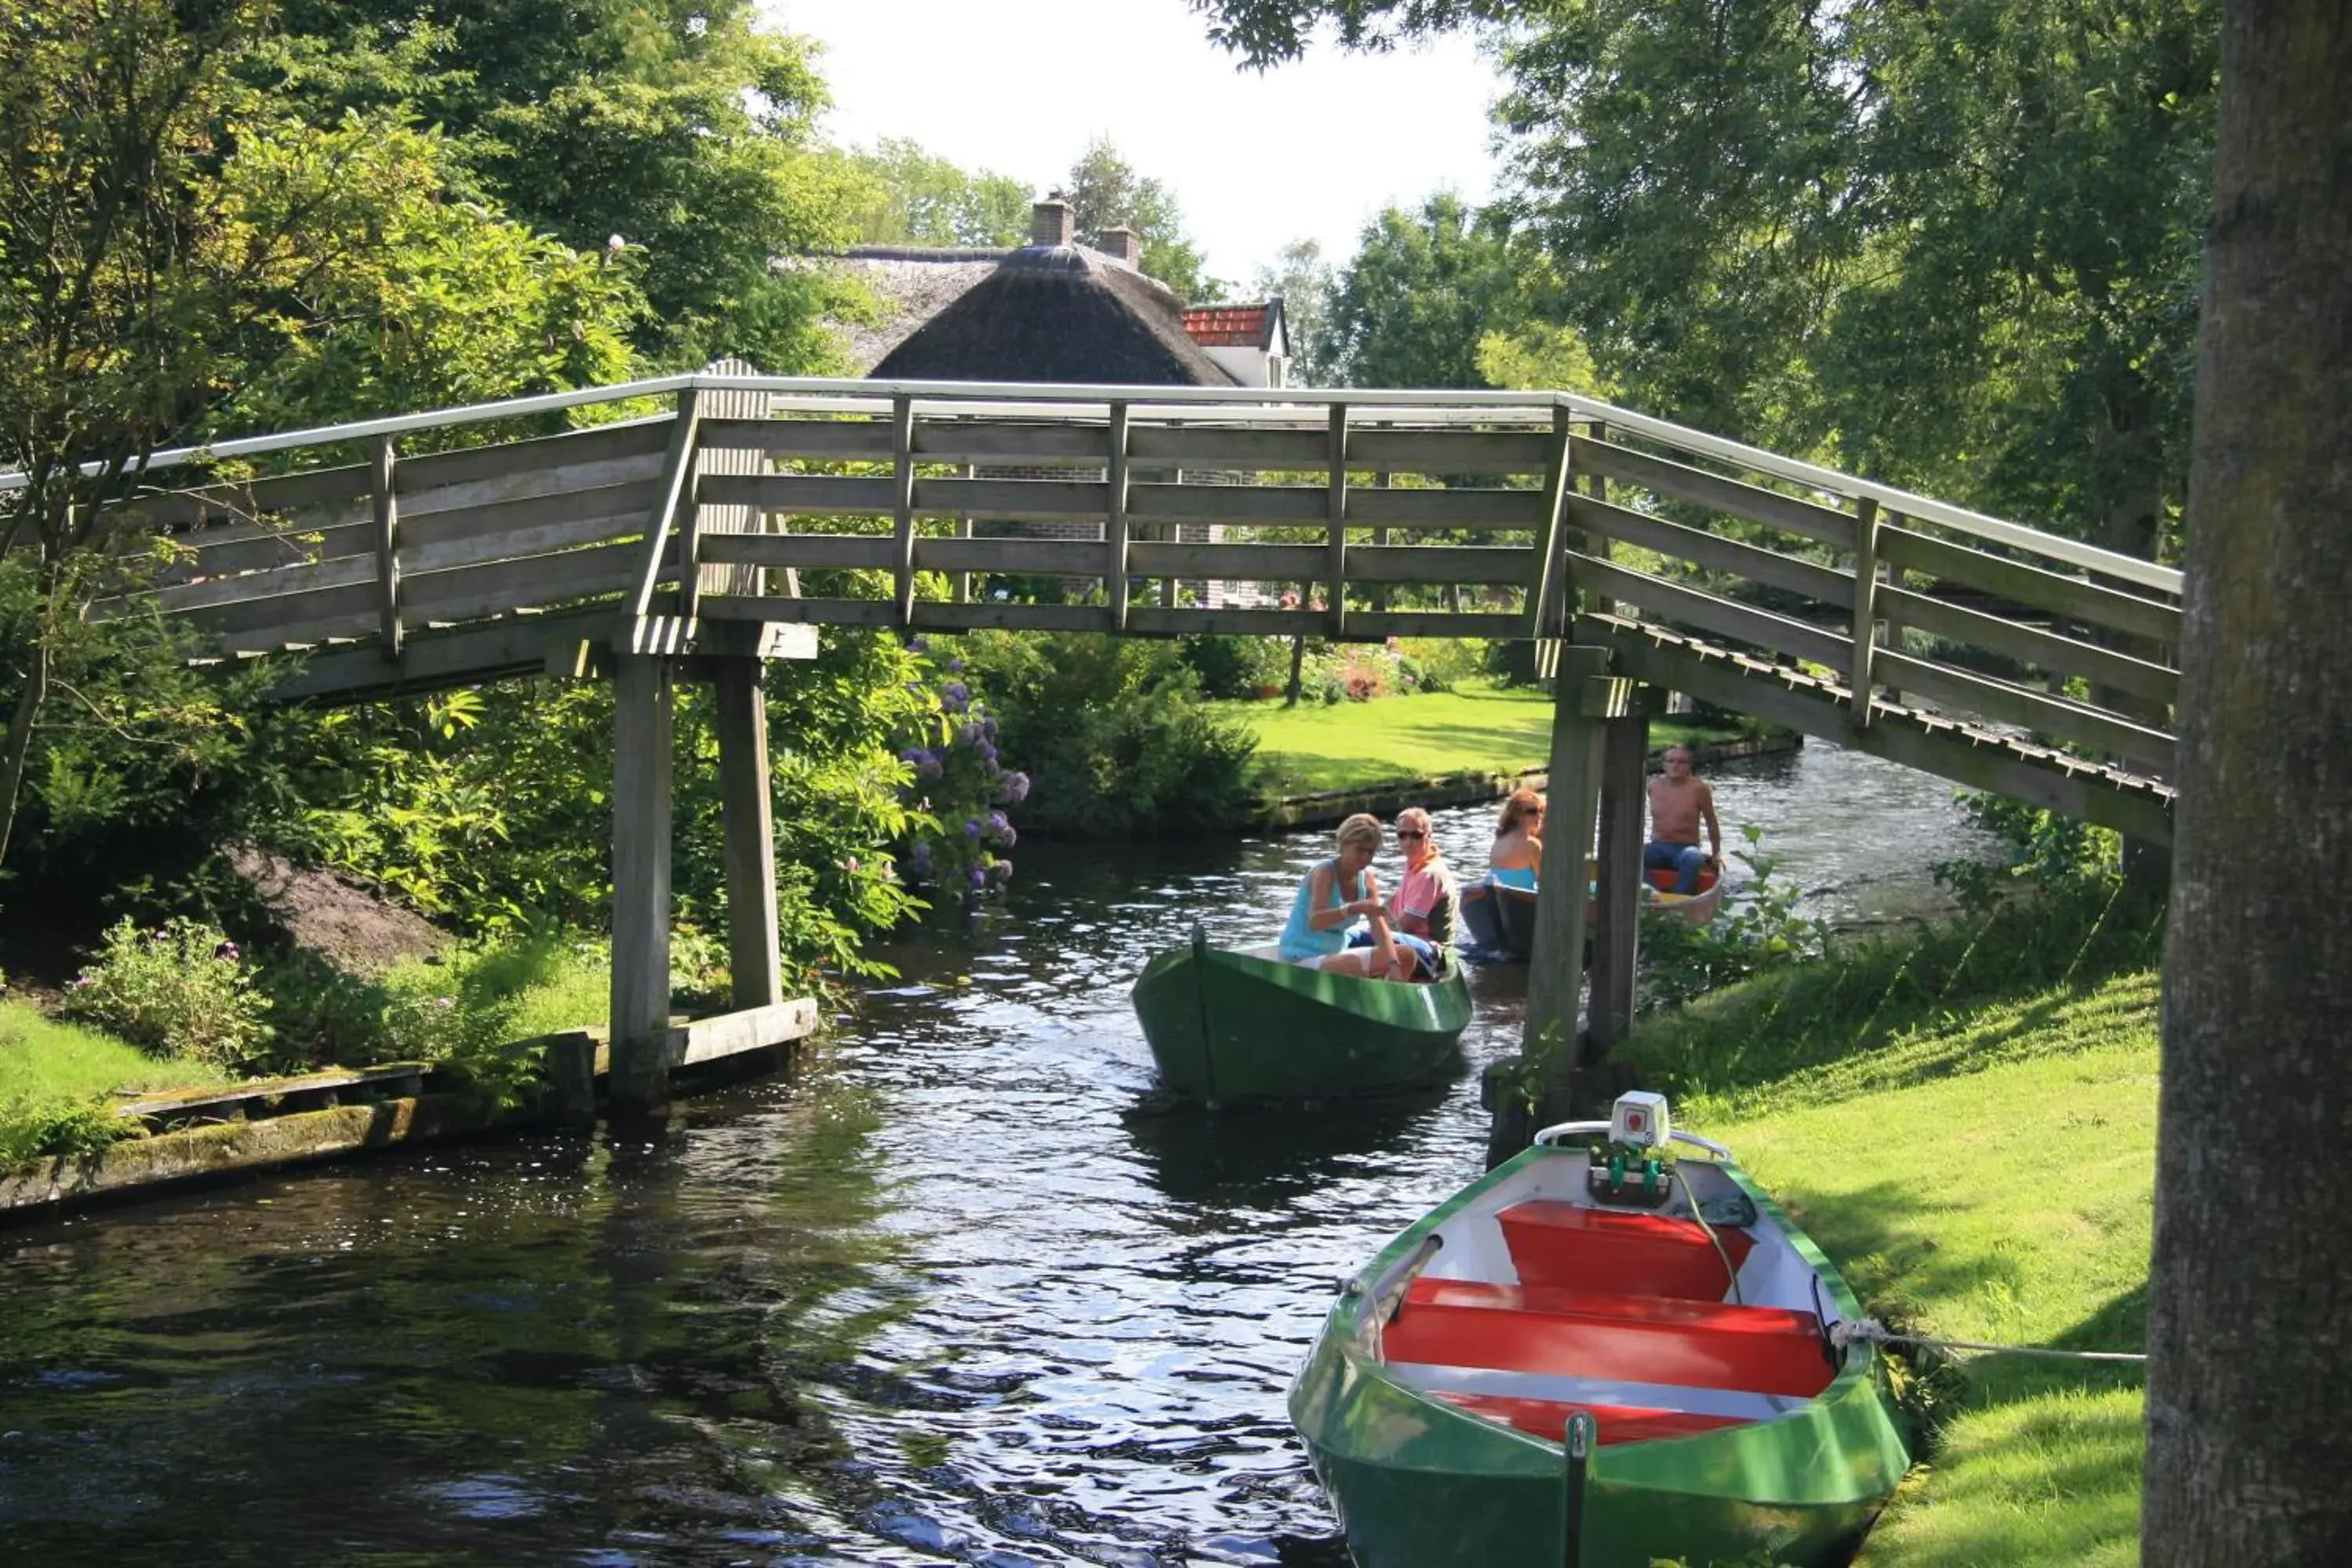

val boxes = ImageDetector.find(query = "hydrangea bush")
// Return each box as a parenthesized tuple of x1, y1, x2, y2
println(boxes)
(60, 917, 276, 1071)
(892, 640, 1023, 905)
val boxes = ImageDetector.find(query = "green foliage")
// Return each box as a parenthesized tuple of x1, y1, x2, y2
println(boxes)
(1249, 238, 1341, 385)
(60, 918, 275, 1072)
(1062, 136, 1226, 302)
(1639, 826, 1831, 1011)
(0, 1093, 132, 1167)
(1178, 634, 1296, 700)
(1935, 791, 2122, 913)
(1323, 192, 1524, 388)
(376, 936, 609, 1106)
(845, 137, 1032, 248)
(960, 630, 1261, 835)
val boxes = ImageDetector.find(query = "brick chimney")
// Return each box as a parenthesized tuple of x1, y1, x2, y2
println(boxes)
(1096, 225, 1142, 267)
(1030, 198, 1073, 247)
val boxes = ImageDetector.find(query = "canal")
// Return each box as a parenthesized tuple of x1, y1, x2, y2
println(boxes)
(0, 742, 1995, 1566)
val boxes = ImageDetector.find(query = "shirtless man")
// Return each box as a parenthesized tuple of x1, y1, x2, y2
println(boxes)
(1645, 746, 1722, 895)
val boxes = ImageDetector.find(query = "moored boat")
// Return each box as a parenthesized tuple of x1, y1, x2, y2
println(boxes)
(1290, 1094, 1909, 1566)
(1131, 930, 1472, 1102)
(1460, 862, 1722, 962)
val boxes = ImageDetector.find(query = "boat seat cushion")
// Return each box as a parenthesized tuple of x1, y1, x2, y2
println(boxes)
(1385, 1277, 1834, 1399)
(1496, 1200, 1755, 1301)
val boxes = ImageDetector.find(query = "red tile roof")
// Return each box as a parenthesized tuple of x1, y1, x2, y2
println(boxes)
(1182, 304, 1272, 347)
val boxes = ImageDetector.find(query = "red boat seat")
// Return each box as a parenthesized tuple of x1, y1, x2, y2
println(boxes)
(1384, 1276, 1834, 1399)
(1432, 1391, 1748, 1446)
(1496, 1200, 1755, 1301)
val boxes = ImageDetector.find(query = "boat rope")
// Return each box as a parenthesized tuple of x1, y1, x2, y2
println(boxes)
(1830, 1318, 2148, 1364)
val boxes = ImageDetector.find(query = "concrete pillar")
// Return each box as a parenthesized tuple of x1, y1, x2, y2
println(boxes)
(713, 657, 782, 1010)
(609, 652, 675, 1111)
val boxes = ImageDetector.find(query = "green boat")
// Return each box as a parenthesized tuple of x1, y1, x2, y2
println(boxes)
(1131, 929, 1472, 1102)
(1290, 1096, 1911, 1567)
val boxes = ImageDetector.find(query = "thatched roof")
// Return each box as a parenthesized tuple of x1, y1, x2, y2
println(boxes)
(869, 245, 1240, 387)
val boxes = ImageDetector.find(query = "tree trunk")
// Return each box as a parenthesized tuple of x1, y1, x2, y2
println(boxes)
(0, 636, 50, 872)
(1285, 627, 1307, 707)
(2143, 5, 2352, 1562)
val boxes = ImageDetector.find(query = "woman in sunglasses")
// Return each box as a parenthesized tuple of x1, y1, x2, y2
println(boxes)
(1488, 787, 1545, 889)
(1346, 806, 1455, 979)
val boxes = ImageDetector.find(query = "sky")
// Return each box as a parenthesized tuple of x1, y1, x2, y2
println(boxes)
(769, 0, 1508, 285)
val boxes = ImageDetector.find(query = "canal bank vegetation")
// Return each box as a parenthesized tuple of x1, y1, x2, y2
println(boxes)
(1624, 820, 2162, 1565)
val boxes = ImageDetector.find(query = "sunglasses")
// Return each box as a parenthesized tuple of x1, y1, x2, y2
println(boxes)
(1396, 829, 1427, 840)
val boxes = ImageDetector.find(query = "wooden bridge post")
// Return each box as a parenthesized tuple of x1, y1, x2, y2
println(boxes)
(1589, 701, 1650, 1054)
(1849, 497, 1882, 729)
(1106, 401, 1131, 630)
(610, 652, 677, 1111)
(714, 658, 782, 1011)
(371, 435, 402, 659)
(1326, 403, 1349, 638)
(1523, 645, 1613, 1104)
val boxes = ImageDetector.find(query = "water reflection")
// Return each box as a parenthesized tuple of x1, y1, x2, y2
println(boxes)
(0, 741, 1992, 1566)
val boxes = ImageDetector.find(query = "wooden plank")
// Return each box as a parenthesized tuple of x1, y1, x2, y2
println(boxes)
(1350, 427, 1553, 474)
(1566, 493, 1855, 606)
(913, 536, 1110, 575)
(1850, 499, 1881, 731)
(1873, 650, 2176, 771)
(693, 361, 773, 605)
(394, 417, 671, 496)
(1327, 405, 1348, 638)
(401, 539, 647, 619)
(1578, 617, 2176, 844)
(699, 473, 895, 516)
(1529, 408, 1573, 637)
(1127, 483, 1326, 526)
(713, 659, 782, 1010)
(266, 604, 625, 701)
(1878, 584, 2179, 706)
(399, 510, 650, 577)
(1572, 436, 1859, 550)
(396, 478, 657, 551)
(1127, 542, 1327, 579)
(913, 601, 1116, 633)
(918, 477, 1108, 520)
(891, 397, 916, 623)
(176, 514, 372, 573)
(631, 391, 699, 618)
(1346, 611, 1527, 640)
(914, 420, 1115, 463)
(1877, 524, 2182, 644)
(1108, 401, 1131, 631)
(1567, 552, 1854, 670)
(698, 416, 893, 459)
(114, 462, 373, 531)
(136, 552, 376, 619)
(1345, 544, 1534, 583)
(699, 593, 898, 627)
(1123, 607, 1325, 637)
(1349, 486, 1549, 528)
(165, 572, 379, 636)
(608, 653, 674, 1110)
(372, 436, 401, 657)
(662, 998, 818, 1068)
(1125, 424, 1329, 470)
(702, 533, 895, 571)
(1590, 712, 1649, 1048)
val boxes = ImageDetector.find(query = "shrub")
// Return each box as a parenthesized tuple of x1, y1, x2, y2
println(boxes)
(0, 1094, 133, 1167)
(60, 918, 275, 1072)
(1639, 827, 1831, 1010)
(1178, 634, 1291, 699)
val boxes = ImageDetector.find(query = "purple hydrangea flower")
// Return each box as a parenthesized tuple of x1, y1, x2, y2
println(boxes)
(906, 635, 930, 653)
(964, 817, 982, 839)
(909, 840, 933, 878)
(956, 720, 985, 748)
(980, 716, 998, 742)
(985, 811, 1014, 847)
(977, 741, 997, 764)
(996, 770, 1031, 804)
(947, 657, 965, 672)
(967, 866, 989, 891)
(916, 751, 943, 782)
(940, 681, 971, 714)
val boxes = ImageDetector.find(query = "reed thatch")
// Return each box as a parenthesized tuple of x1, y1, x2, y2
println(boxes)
(869, 245, 1239, 386)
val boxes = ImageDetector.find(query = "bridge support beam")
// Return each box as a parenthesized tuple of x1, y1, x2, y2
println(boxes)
(713, 657, 782, 1011)
(610, 652, 676, 1112)
(1523, 647, 1612, 1106)
(1589, 706, 1650, 1056)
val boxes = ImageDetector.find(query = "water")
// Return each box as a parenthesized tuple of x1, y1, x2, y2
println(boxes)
(0, 742, 1994, 1566)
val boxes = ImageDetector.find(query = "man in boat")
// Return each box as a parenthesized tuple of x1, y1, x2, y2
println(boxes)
(1279, 813, 1416, 980)
(1644, 746, 1722, 894)
(1346, 806, 1455, 978)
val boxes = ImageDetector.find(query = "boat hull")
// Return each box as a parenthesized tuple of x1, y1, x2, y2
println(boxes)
(1131, 939, 1472, 1102)
(1460, 864, 1721, 962)
(1290, 1147, 1909, 1568)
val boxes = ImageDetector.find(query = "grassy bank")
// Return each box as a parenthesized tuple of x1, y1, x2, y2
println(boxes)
(1632, 888, 2161, 1566)
(1214, 681, 1757, 797)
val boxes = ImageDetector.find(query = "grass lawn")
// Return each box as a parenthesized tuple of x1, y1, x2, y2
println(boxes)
(1653, 964, 2157, 1566)
(0, 998, 228, 1104)
(1216, 681, 1751, 797)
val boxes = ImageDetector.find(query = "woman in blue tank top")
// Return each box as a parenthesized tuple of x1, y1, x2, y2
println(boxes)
(1278, 813, 1408, 978)
(1488, 786, 1544, 889)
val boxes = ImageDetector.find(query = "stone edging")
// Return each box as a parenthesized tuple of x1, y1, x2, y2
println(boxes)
(1258, 731, 1802, 831)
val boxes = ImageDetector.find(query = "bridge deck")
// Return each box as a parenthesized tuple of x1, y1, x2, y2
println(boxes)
(54, 372, 2180, 842)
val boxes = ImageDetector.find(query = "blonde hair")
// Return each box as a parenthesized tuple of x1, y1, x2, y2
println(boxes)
(1335, 812, 1385, 853)
(1496, 788, 1544, 837)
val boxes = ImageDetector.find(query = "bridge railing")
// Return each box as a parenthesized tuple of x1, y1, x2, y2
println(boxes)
(46, 371, 2180, 784)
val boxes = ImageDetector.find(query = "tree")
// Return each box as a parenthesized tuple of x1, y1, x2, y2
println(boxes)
(2143, 3, 2352, 1559)
(1250, 238, 1340, 386)
(0, 2, 638, 876)
(845, 137, 1032, 249)
(1062, 136, 1225, 302)
(267, 0, 865, 372)
(1322, 191, 1523, 387)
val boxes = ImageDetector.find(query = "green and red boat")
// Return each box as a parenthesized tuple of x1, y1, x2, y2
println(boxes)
(1131, 930, 1472, 1102)
(1290, 1096, 1910, 1566)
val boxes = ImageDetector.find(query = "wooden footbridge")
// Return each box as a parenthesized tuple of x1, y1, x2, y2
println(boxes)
(37, 369, 2183, 1105)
